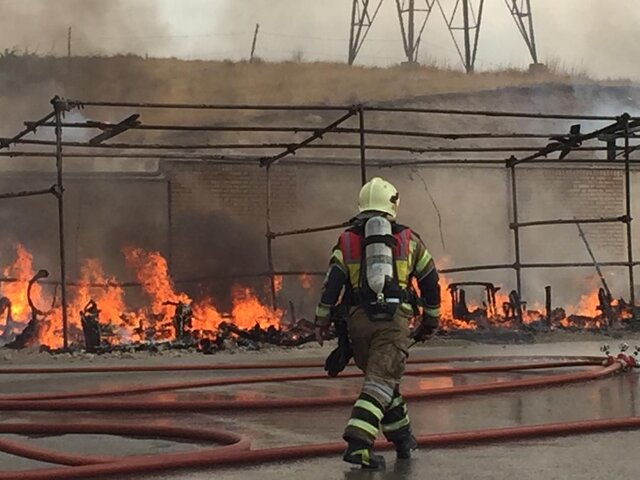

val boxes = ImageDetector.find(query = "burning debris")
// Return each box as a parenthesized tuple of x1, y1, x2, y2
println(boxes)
(442, 280, 637, 334)
(0, 243, 309, 353)
(0, 242, 638, 354)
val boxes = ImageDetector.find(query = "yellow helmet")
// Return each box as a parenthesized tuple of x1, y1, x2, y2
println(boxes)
(358, 177, 399, 219)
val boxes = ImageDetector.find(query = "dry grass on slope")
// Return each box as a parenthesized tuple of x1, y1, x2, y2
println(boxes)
(0, 53, 625, 107)
(0, 53, 633, 135)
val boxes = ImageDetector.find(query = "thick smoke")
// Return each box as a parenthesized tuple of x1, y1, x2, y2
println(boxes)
(539, 0, 640, 79)
(2, 0, 640, 78)
(211, 0, 640, 78)
(0, 0, 169, 57)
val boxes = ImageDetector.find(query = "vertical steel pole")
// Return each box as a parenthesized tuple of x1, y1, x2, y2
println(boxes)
(510, 163, 522, 297)
(407, 0, 415, 62)
(348, 0, 358, 65)
(265, 165, 277, 308)
(623, 114, 636, 311)
(67, 27, 72, 58)
(462, 0, 472, 73)
(358, 106, 367, 185)
(545, 285, 552, 327)
(525, 0, 538, 64)
(471, 0, 485, 68)
(250, 23, 260, 63)
(54, 100, 69, 349)
(166, 180, 173, 269)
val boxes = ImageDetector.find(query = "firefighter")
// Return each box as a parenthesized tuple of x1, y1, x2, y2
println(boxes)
(315, 177, 441, 469)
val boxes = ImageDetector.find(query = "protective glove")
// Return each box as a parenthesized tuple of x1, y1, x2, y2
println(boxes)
(412, 314, 439, 343)
(324, 338, 353, 377)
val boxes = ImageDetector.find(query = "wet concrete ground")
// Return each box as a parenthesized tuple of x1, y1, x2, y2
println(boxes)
(1, 340, 640, 479)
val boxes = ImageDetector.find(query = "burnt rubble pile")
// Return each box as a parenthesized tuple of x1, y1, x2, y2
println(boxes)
(446, 282, 640, 344)
(3, 283, 640, 355)
(2, 299, 317, 355)
(77, 300, 316, 355)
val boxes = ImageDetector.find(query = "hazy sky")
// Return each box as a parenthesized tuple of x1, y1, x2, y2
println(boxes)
(0, 0, 638, 79)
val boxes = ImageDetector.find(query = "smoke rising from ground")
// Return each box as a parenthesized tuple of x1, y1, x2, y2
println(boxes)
(2, 1, 640, 78)
(0, 0, 169, 56)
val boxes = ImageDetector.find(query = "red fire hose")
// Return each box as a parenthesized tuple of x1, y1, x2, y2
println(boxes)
(0, 356, 635, 479)
(1, 359, 601, 402)
(0, 355, 604, 375)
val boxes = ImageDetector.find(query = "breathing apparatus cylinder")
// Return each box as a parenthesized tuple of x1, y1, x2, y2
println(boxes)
(364, 216, 399, 319)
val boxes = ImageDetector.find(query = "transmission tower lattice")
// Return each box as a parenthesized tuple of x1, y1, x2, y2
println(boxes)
(395, 0, 436, 64)
(348, 0, 385, 65)
(347, 0, 542, 72)
(505, 0, 538, 64)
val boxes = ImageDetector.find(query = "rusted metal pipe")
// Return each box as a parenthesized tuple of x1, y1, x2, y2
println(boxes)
(7, 137, 622, 154)
(269, 222, 351, 239)
(622, 114, 636, 311)
(511, 216, 630, 229)
(260, 109, 358, 167)
(358, 105, 367, 185)
(0, 111, 56, 150)
(264, 165, 277, 308)
(0, 186, 58, 200)
(12, 125, 570, 140)
(52, 98, 69, 350)
(545, 285, 552, 326)
(61, 100, 634, 121)
(366, 106, 622, 121)
(510, 163, 523, 297)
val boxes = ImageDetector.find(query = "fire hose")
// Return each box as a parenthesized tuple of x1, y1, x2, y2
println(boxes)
(0, 355, 637, 479)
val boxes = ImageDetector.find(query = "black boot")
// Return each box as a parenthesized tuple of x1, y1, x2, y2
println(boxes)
(394, 433, 418, 460)
(343, 439, 386, 469)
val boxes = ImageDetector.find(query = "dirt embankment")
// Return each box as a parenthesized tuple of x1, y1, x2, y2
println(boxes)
(0, 54, 633, 130)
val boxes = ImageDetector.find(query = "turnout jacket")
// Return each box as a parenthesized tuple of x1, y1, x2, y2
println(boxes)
(315, 216, 441, 327)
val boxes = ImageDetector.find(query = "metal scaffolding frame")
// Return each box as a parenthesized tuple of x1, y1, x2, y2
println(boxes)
(1, 96, 639, 347)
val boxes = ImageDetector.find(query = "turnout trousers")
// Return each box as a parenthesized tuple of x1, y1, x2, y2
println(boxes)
(342, 307, 413, 445)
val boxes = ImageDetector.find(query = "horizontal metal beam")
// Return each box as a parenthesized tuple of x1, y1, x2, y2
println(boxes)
(1, 140, 624, 155)
(365, 106, 624, 121)
(0, 185, 58, 200)
(4, 150, 640, 168)
(269, 221, 351, 239)
(60, 100, 633, 121)
(13, 124, 570, 140)
(440, 261, 640, 274)
(68, 100, 354, 111)
(510, 216, 630, 229)
(440, 263, 514, 274)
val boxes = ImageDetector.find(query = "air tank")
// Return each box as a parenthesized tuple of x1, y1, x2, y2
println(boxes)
(364, 216, 394, 301)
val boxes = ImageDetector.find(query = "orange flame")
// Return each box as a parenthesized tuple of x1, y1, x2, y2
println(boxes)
(191, 300, 225, 334)
(571, 290, 601, 317)
(274, 275, 283, 293)
(231, 285, 282, 329)
(123, 246, 190, 323)
(2, 245, 284, 347)
(1, 244, 39, 323)
(300, 273, 313, 290)
(0, 244, 625, 348)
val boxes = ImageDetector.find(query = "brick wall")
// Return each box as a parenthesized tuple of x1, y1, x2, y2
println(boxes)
(158, 162, 632, 303)
(165, 162, 296, 218)
(516, 167, 625, 260)
(163, 161, 297, 278)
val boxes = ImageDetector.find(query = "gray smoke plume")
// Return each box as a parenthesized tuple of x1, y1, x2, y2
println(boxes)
(0, 0, 169, 57)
